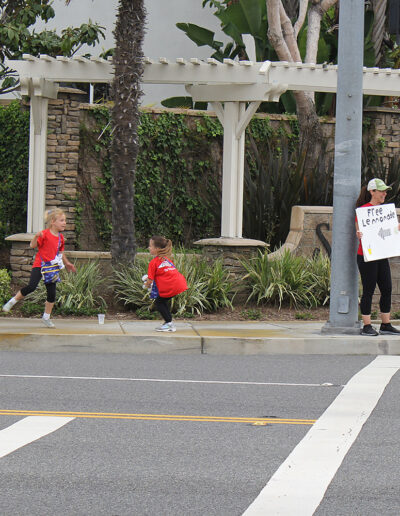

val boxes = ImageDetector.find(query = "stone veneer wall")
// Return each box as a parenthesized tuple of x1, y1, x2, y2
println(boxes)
(8, 235, 35, 281)
(46, 88, 87, 246)
(364, 107, 400, 168)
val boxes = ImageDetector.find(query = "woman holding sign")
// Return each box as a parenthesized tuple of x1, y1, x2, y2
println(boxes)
(355, 178, 400, 336)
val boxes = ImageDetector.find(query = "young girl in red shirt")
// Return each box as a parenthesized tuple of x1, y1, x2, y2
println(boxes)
(144, 235, 187, 332)
(2, 208, 76, 327)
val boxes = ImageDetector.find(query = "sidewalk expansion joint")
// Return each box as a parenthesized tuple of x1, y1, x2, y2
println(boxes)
(189, 323, 205, 354)
(118, 321, 127, 334)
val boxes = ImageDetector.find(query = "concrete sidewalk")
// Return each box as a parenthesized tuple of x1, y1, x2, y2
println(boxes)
(0, 317, 399, 355)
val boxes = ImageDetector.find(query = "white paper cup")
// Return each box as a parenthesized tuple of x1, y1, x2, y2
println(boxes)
(98, 314, 105, 325)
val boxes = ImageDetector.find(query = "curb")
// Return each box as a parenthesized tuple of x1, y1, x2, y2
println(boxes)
(1, 331, 400, 355)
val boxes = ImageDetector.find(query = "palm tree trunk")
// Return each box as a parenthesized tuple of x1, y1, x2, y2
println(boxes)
(110, 0, 146, 267)
(371, 0, 388, 65)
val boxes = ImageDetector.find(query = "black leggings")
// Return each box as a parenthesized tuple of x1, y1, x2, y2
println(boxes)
(20, 267, 57, 303)
(155, 296, 172, 323)
(357, 255, 392, 315)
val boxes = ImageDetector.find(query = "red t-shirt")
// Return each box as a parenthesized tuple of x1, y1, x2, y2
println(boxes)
(147, 256, 188, 298)
(356, 202, 372, 256)
(32, 229, 65, 268)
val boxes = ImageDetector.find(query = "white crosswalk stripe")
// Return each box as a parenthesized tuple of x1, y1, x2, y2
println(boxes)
(0, 416, 74, 458)
(243, 355, 400, 515)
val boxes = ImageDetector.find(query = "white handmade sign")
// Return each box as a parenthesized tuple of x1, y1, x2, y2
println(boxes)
(356, 203, 400, 262)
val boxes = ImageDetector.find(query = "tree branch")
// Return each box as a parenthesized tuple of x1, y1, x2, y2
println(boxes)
(294, 0, 308, 38)
(267, 0, 293, 61)
(305, 0, 337, 64)
(320, 0, 337, 11)
(279, 2, 302, 61)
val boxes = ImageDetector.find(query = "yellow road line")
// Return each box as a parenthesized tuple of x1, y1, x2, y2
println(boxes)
(0, 409, 315, 425)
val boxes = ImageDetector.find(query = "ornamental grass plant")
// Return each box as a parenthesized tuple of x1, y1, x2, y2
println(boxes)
(112, 256, 151, 309)
(113, 250, 233, 316)
(241, 250, 330, 308)
(26, 261, 107, 315)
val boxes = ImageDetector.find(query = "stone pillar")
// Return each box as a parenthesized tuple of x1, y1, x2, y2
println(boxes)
(46, 87, 86, 248)
(6, 233, 35, 283)
(194, 237, 268, 302)
(7, 88, 86, 281)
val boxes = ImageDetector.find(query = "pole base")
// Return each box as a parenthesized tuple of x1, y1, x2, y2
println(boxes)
(321, 320, 362, 335)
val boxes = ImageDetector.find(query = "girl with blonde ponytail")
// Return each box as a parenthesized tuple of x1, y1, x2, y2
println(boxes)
(2, 208, 76, 327)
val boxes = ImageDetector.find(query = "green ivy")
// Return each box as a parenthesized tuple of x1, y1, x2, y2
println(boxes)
(74, 195, 83, 248)
(80, 108, 222, 247)
(135, 111, 221, 244)
(0, 101, 29, 244)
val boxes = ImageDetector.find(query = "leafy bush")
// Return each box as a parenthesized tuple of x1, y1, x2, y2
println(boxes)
(361, 143, 400, 205)
(0, 269, 11, 305)
(26, 261, 107, 315)
(20, 301, 42, 316)
(241, 250, 331, 308)
(135, 307, 159, 320)
(0, 102, 29, 245)
(113, 252, 233, 316)
(241, 308, 262, 320)
(295, 312, 315, 320)
(243, 135, 334, 248)
(307, 254, 331, 306)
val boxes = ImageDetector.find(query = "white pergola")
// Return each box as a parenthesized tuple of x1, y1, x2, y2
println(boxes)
(8, 54, 400, 237)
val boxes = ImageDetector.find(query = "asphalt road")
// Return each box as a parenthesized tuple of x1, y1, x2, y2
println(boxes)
(0, 352, 398, 515)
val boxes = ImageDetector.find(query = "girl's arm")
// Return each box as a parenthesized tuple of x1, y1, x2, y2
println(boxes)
(62, 253, 76, 273)
(146, 258, 156, 288)
(30, 230, 43, 249)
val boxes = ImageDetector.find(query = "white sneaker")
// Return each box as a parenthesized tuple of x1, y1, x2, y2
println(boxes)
(2, 301, 13, 313)
(155, 322, 176, 332)
(41, 317, 55, 328)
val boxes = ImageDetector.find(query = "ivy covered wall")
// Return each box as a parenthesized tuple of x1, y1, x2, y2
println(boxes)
(3, 98, 398, 256)
(78, 106, 224, 249)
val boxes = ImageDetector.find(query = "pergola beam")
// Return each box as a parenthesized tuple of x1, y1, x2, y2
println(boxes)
(8, 56, 400, 96)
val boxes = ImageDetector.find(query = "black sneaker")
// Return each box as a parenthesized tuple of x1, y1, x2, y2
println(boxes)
(379, 323, 400, 335)
(360, 324, 379, 336)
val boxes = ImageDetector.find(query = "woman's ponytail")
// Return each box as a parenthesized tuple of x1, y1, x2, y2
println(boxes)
(356, 186, 371, 207)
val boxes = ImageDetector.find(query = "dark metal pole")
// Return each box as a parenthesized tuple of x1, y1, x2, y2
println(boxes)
(323, 0, 365, 334)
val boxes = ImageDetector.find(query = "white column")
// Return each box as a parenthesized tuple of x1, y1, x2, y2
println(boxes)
(20, 77, 58, 234)
(210, 100, 262, 239)
(235, 102, 246, 238)
(221, 102, 240, 237)
(27, 95, 49, 233)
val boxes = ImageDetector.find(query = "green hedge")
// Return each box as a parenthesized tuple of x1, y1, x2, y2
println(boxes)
(0, 101, 29, 244)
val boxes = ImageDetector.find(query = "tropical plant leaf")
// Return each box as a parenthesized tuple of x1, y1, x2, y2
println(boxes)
(176, 23, 223, 49)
